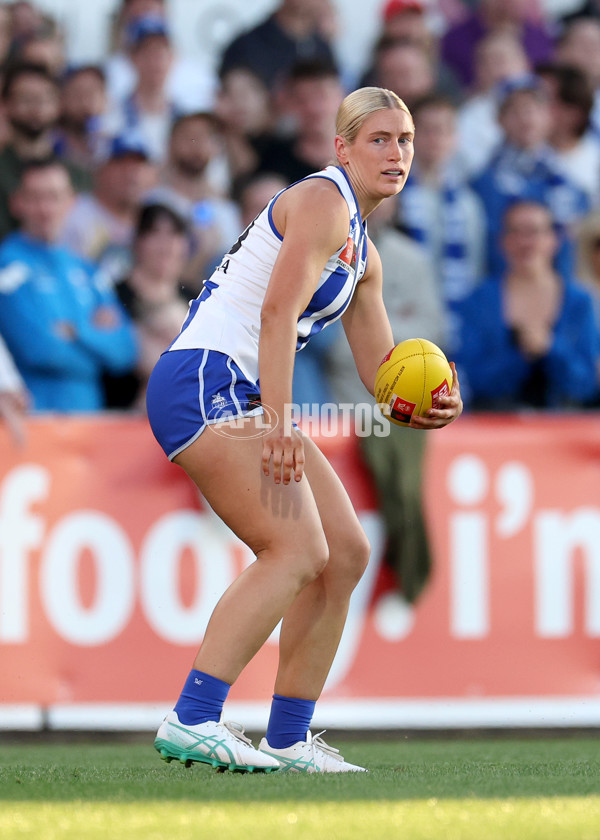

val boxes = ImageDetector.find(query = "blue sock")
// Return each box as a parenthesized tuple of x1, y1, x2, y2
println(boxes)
(265, 694, 316, 748)
(173, 669, 230, 725)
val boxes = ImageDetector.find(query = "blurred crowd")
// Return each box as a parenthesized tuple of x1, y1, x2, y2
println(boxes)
(3, 0, 600, 437)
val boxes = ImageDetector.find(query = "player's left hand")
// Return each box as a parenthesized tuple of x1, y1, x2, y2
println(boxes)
(410, 362, 463, 430)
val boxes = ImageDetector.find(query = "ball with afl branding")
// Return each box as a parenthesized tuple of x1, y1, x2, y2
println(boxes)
(375, 338, 453, 427)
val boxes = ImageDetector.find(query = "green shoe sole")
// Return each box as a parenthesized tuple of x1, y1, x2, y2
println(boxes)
(154, 738, 279, 773)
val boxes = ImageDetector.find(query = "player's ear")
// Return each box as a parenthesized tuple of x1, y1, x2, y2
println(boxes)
(335, 134, 350, 165)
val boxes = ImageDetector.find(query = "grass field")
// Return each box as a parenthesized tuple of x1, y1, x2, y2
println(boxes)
(1, 735, 599, 839)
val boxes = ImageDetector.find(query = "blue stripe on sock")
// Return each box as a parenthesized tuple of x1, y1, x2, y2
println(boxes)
(265, 693, 316, 748)
(173, 669, 230, 725)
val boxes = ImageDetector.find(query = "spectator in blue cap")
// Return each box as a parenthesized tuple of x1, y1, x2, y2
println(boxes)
(105, 0, 216, 112)
(456, 30, 530, 178)
(471, 74, 590, 278)
(60, 133, 157, 284)
(126, 12, 168, 47)
(112, 13, 178, 161)
(109, 133, 150, 158)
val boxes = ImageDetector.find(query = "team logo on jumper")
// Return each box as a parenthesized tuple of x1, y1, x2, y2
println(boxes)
(335, 237, 357, 271)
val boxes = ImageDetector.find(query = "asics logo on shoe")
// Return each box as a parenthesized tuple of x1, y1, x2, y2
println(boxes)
(258, 731, 366, 773)
(270, 753, 319, 772)
(155, 712, 280, 772)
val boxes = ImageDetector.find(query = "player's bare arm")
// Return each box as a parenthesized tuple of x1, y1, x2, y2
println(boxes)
(342, 237, 462, 428)
(259, 179, 350, 484)
(341, 236, 394, 396)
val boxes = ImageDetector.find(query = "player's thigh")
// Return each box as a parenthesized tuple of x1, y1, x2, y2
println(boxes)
(302, 434, 370, 583)
(174, 426, 328, 571)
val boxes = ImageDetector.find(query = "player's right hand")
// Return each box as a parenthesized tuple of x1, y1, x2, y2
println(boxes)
(411, 362, 463, 429)
(261, 426, 305, 485)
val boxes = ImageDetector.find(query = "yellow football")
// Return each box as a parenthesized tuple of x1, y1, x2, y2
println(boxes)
(374, 338, 453, 427)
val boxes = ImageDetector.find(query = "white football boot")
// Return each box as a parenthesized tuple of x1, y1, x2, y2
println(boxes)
(259, 730, 367, 773)
(155, 711, 280, 773)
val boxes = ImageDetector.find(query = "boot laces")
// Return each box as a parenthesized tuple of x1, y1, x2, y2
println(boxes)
(311, 730, 344, 763)
(222, 720, 254, 747)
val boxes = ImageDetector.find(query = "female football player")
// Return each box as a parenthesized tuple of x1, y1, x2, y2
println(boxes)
(147, 86, 462, 773)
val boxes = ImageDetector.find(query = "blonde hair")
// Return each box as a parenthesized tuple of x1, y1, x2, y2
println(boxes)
(336, 87, 412, 144)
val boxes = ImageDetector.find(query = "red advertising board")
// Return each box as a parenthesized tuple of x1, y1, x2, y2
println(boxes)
(1, 414, 600, 729)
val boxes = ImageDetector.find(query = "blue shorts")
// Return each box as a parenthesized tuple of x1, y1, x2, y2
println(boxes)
(146, 349, 263, 460)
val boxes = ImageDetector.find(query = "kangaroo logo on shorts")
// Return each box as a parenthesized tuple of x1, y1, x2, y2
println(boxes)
(211, 393, 227, 409)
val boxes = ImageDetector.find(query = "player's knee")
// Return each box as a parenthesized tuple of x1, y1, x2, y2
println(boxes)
(255, 531, 328, 586)
(326, 526, 370, 587)
(298, 536, 329, 585)
(347, 529, 371, 584)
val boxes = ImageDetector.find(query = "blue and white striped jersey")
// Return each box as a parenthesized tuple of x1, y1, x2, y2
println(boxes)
(169, 165, 368, 383)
